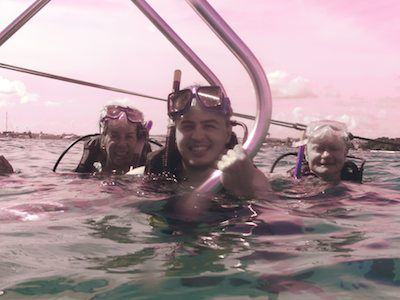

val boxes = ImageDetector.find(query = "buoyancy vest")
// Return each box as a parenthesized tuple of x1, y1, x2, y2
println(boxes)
(340, 160, 364, 183)
(294, 159, 364, 183)
(75, 135, 103, 173)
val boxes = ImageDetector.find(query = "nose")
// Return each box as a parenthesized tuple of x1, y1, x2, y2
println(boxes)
(321, 150, 331, 158)
(112, 134, 129, 147)
(114, 139, 128, 149)
(191, 125, 206, 140)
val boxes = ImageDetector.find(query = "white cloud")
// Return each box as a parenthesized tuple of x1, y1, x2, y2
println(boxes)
(292, 106, 304, 120)
(20, 94, 39, 104)
(337, 114, 357, 131)
(0, 99, 11, 107)
(268, 71, 316, 99)
(0, 76, 38, 104)
(288, 107, 358, 132)
(0, 76, 21, 94)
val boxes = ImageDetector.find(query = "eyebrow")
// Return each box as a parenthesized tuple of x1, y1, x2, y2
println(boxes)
(201, 119, 219, 125)
(109, 129, 137, 134)
(180, 119, 220, 125)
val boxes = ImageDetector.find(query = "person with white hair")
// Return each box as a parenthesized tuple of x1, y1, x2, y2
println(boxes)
(300, 120, 361, 183)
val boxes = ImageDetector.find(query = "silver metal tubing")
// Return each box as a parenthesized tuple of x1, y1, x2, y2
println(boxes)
(0, 62, 166, 102)
(187, 0, 272, 193)
(0, 62, 262, 121)
(130, 0, 226, 94)
(0, 0, 51, 47)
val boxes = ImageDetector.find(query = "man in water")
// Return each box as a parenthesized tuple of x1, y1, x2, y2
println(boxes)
(133, 85, 271, 199)
(75, 105, 152, 174)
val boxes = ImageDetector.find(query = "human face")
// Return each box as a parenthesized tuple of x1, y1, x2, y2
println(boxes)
(306, 134, 347, 182)
(175, 108, 232, 171)
(102, 116, 139, 172)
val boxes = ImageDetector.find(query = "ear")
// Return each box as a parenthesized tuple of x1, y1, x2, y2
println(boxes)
(304, 145, 309, 161)
(99, 135, 106, 150)
(225, 122, 233, 144)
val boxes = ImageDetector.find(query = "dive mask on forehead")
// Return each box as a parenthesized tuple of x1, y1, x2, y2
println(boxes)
(167, 86, 232, 120)
(293, 120, 351, 147)
(306, 120, 348, 137)
(100, 105, 144, 124)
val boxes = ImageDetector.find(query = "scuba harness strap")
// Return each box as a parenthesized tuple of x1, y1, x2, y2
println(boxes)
(75, 135, 103, 173)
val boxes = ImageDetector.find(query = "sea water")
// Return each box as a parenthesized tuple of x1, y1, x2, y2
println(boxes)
(1, 137, 400, 299)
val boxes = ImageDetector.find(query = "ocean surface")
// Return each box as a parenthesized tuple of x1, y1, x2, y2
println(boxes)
(1, 137, 400, 300)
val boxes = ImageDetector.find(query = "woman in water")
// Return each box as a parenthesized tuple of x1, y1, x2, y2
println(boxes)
(289, 120, 363, 183)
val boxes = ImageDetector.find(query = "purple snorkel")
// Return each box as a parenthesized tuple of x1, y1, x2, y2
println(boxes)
(293, 131, 307, 179)
(294, 145, 305, 179)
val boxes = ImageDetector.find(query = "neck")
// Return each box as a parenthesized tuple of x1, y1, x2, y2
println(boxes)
(319, 173, 341, 183)
(102, 162, 130, 174)
(179, 163, 214, 187)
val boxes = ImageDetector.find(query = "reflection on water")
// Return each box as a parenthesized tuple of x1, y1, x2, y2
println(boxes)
(1, 138, 400, 299)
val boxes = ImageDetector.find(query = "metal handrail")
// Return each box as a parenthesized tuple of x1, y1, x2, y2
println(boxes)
(0, 0, 51, 46)
(0, 62, 166, 102)
(187, 0, 272, 193)
(131, 0, 226, 95)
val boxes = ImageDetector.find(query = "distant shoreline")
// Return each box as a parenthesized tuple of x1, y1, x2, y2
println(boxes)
(0, 131, 80, 140)
(1, 131, 399, 151)
(0, 131, 299, 145)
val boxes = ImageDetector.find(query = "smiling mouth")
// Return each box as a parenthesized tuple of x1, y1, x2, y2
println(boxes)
(319, 163, 335, 167)
(189, 145, 209, 155)
(114, 152, 129, 160)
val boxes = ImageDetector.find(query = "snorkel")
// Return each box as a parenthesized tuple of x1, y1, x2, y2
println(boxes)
(162, 70, 182, 172)
(294, 144, 305, 180)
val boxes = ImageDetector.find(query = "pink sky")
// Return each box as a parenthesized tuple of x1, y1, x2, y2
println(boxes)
(0, 0, 399, 139)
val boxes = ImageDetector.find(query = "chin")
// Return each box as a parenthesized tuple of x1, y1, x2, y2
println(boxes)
(187, 158, 214, 170)
(318, 169, 340, 180)
(315, 167, 332, 176)
(112, 159, 130, 168)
